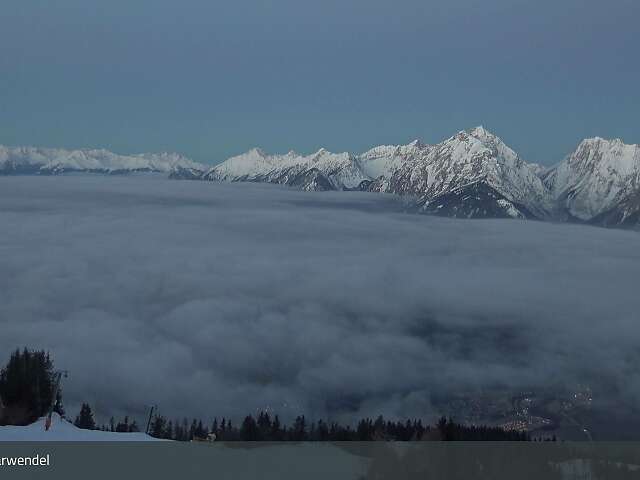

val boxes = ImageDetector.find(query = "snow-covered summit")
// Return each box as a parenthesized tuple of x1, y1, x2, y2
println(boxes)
(360, 126, 551, 218)
(544, 136, 640, 220)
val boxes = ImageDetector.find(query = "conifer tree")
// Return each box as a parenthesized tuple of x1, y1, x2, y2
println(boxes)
(163, 420, 174, 440)
(149, 415, 167, 438)
(74, 403, 96, 430)
(0, 348, 57, 424)
(292, 415, 307, 441)
(240, 415, 259, 441)
(271, 415, 282, 441)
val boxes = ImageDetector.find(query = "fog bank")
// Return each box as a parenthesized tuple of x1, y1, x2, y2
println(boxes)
(1, 175, 638, 426)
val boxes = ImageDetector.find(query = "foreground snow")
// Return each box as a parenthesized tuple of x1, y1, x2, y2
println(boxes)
(0, 414, 162, 441)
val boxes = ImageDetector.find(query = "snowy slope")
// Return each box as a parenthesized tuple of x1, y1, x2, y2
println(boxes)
(590, 191, 640, 227)
(0, 145, 207, 176)
(544, 137, 640, 222)
(362, 127, 551, 218)
(0, 414, 162, 441)
(202, 148, 369, 190)
(358, 139, 429, 180)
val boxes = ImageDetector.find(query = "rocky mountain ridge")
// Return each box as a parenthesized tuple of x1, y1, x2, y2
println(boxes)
(193, 127, 639, 226)
(3, 128, 638, 228)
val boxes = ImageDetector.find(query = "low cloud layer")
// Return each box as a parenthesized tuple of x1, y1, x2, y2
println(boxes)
(1, 175, 639, 427)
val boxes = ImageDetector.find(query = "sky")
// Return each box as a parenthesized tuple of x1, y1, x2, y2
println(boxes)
(1, 175, 639, 436)
(0, 0, 639, 165)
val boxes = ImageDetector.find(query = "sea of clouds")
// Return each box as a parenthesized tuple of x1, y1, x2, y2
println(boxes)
(1, 175, 639, 432)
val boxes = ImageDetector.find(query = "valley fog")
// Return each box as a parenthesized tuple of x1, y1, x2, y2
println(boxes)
(1, 175, 639, 432)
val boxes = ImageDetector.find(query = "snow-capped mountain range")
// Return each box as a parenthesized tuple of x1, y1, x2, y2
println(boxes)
(0, 145, 205, 175)
(185, 127, 639, 227)
(3, 127, 639, 227)
(193, 127, 551, 219)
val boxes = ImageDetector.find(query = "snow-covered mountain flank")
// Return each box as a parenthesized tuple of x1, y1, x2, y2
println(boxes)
(189, 127, 639, 227)
(543, 137, 640, 226)
(0, 145, 206, 175)
(3, 128, 639, 228)
(186, 128, 543, 221)
(199, 147, 367, 191)
(359, 127, 551, 219)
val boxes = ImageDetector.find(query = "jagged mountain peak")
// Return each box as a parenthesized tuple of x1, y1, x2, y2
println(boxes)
(570, 136, 639, 170)
(407, 139, 427, 148)
(470, 124, 490, 134)
(441, 127, 510, 157)
(307, 147, 355, 161)
(437, 127, 522, 169)
(450, 126, 508, 147)
(468, 125, 500, 141)
(247, 147, 268, 157)
(578, 136, 629, 146)
(544, 136, 640, 222)
(313, 147, 329, 156)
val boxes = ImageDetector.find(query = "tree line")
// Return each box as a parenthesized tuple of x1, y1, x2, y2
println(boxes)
(72, 402, 533, 441)
(143, 411, 531, 441)
(1, 348, 542, 441)
(73, 402, 141, 433)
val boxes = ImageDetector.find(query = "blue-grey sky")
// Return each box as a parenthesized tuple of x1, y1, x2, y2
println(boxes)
(1, 0, 638, 165)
